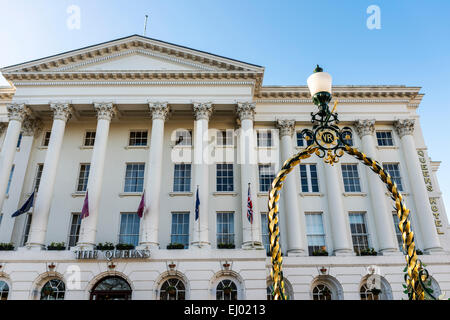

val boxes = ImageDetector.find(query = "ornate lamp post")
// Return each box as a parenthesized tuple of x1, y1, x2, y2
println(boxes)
(267, 66, 435, 300)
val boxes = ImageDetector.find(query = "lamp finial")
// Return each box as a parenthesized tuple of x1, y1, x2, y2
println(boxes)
(314, 65, 323, 73)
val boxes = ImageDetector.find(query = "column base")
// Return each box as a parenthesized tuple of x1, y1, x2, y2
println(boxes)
(424, 247, 445, 255)
(25, 243, 45, 251)
(287, 249, 308, 257)
(333, 249, 354, 256)
(75, 243, 95, 251)
(190, 241, 211, 249)
(379, 248, 402, 256)
(241, 241, 264, 250)
(138, 242, 160, 250)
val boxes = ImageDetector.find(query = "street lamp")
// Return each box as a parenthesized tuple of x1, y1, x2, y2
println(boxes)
(267, 66, 435, 301)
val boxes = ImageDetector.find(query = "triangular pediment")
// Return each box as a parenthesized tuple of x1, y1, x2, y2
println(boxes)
(1, 34, 264, 74)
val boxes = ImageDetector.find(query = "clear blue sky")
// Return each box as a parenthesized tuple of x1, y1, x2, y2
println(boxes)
(1, 0, 449, 216)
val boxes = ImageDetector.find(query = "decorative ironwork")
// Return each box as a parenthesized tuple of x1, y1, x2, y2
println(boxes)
(268, 66, 436, 300)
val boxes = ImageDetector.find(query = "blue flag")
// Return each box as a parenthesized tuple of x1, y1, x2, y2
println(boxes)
(12, 191, 35, 217)
(195, 186, 200, 221)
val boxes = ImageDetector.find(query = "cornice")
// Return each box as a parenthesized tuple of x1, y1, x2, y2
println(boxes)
(11, 80, 256, 87)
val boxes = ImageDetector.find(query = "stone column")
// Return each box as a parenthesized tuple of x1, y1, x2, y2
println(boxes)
(0, 117, 41, 243)
(140, 102, 170, 249)
(0, 104, 30, 214)
(322, 163, 354, 255)
(237, 102, 262, 248)
(26, 103, 73, 249)
(276, 119, 308, 256)
(191, 102, 213, 248)
(355, 119, 399, 254)
(77, 103, 116, 249)
(394, 119, 443, 253)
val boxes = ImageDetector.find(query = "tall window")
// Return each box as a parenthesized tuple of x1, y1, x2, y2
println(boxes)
(216, 163, 234, 192)
(349, 212, 370, 254)
(217, 212, 234, 246)
(257, 130, 273, 147)
(22, 214, 32, 246)
(216, 130, 233, 146)
(42, 131, 51, 147)
(68, 213, 82, 247)
(129, 130, 148, 146)
(376, 131, 394, 146)
(173, 164, 191, 192)
(40, 279, 65, 300)
(216, 279, 238, 300)
(382, 163, 404, 192)
(84, 131, 96, 146)
(16, 133, 22, 148)
(171, 212, 190, 248)
(392, 213, 403, 251)
(258, 164, 275, 192)
(261, 213, 270, 254)
(305, 213, 326, 256)
(77, 164, 90, 192)
(174, 129, 192, 146)
(34, 164, 44, 191)
(119, 213, 141, 246)
(341, 164, 361, 192)
(296, 131, 314, 147)
(341, 131, 353, 146)
(0, 281, 9, 300)
(299, 164, 319, 192)
(6, 165, 14, 195)
(160, 278, 186, 300)
(124, 163, 145, 192)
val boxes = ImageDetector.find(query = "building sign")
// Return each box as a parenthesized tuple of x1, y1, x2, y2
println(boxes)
(417, 150, 444, 235)
(74, 249, 150, 261)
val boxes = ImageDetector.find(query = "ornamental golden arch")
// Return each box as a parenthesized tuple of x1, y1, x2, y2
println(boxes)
(267, 65, 435, 300)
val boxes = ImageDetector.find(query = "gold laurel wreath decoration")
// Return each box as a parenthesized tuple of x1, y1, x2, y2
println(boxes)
(268, 143, 424, 300)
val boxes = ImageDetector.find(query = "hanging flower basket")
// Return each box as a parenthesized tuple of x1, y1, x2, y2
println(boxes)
(167, 286, 177, 295)
(223, 287, 233, 295)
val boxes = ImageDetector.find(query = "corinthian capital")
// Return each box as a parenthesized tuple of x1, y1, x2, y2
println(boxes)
(7, 104, 31, 122)
(193, 102, 213, 121)
(94, 102, 116, 121)
(50, 103, 73, 122)
(236, 102, 256, 121)
(149, 102, 170, 121)
(394, 119, 415, 138)
(276, 119, 296, 137)
(354, 119, 375, 138)
(21, 117, 42, 136)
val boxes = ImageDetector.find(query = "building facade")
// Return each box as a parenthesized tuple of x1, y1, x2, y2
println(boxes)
(0, 35, 449, 300)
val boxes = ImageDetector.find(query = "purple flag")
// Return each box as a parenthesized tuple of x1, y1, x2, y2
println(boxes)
(81, 190, 89, 219)
(137, 191, 145, 218)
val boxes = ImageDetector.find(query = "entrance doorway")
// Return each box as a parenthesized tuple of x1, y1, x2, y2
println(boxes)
(90, 276, 132, 300)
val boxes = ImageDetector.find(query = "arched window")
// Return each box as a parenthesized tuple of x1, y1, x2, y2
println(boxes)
(360, 283, 380, 300)
(312, 284, 332, 300)
(40, 279, 65, 300)
(360, 275, 393, 300)
(267, 279, 293, 300)
(216, 279, 238, 300)
(90, 276, 132, 300)
(0, 281, 9, 300)
(160, 278, 186, 300)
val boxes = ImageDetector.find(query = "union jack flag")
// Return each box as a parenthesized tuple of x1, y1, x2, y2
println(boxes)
(247, 184, 253, 224)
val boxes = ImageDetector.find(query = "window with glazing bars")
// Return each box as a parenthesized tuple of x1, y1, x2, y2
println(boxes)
(216, 163, 234, 192)
(382, 163, 404, 191)
(299, 164, 319, 192)
(84, 131, 96, 146)
(124, 163, 145, 192)
(175, 130, 192, 146)
(305, 213, 326, 256)
(42, 131, 51, 147)
(22, 214, 32, 246)
(76, 164, 90, 192)
(376, 131, 394, 146)
(216, 130, 233, 146)
(171, 212, 190, 248)
(216, 212, 234, 245)
(119, 213, 141, 247)
(341, 164, 361, 192)
(260, 213, 270, 254)
(34, 164, 44, 192)
(173, 164, 191, 192)
(257, 130, 273, 147)
(349, 212, 370, 254)
(392, 213, 404, 251)
(129, 130, 148, 146)
(296, 131, 314, 147)
(68, 213, 82, 247)
(258, 164, 275, 192)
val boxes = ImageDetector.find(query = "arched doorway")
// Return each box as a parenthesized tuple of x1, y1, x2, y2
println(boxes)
(90, 276, 132, 300)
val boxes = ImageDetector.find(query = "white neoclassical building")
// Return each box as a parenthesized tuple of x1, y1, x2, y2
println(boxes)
(0, 34, 449, 300)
